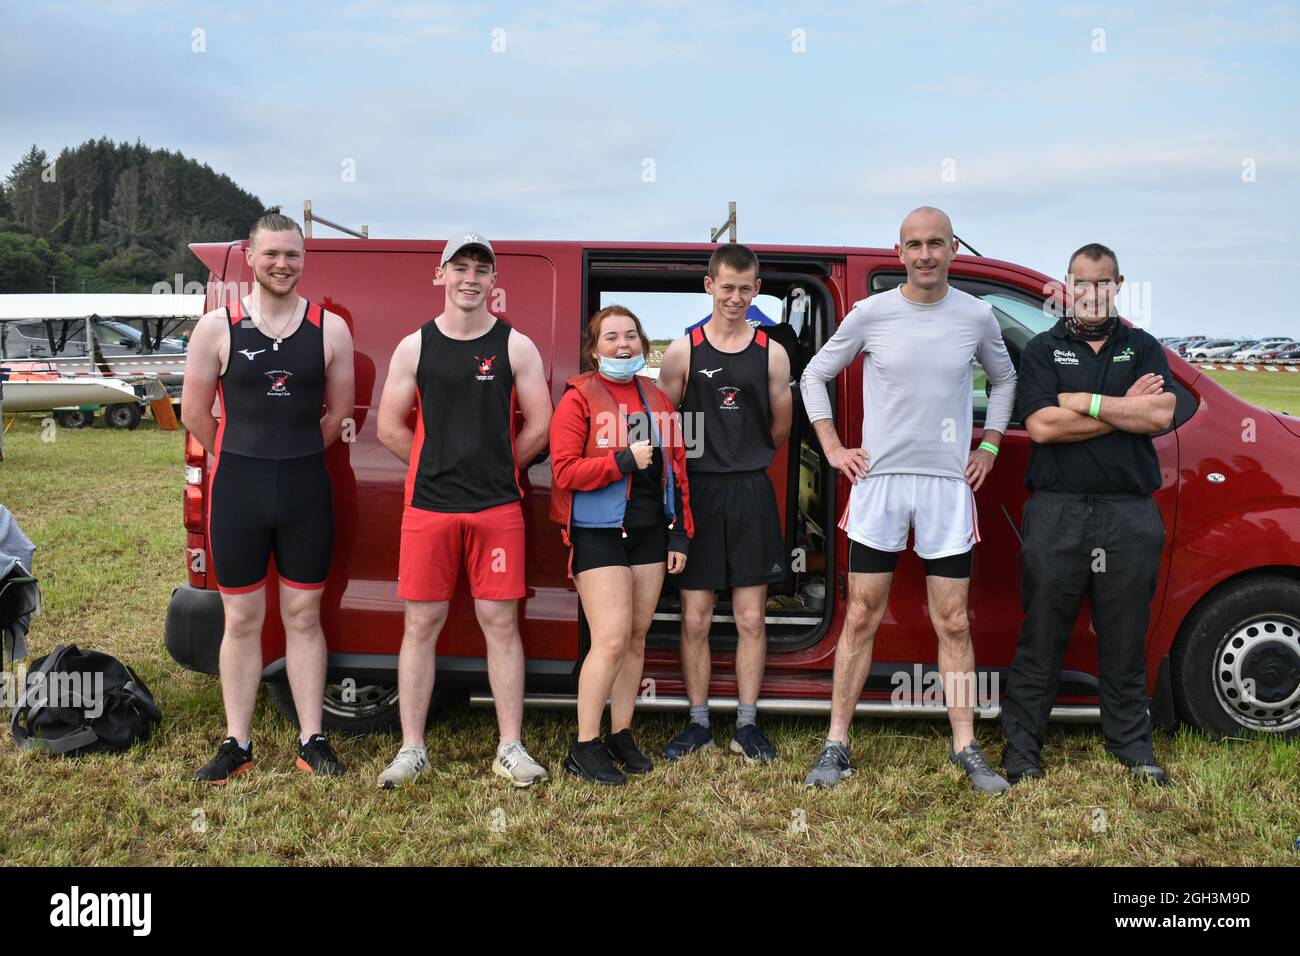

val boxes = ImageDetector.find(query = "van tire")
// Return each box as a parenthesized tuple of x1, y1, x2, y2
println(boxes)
(54, 409, 94, 429)
(1170, 575, 1300, 739)
(267, 679, 443, 737)
(105, 403, 143, 430)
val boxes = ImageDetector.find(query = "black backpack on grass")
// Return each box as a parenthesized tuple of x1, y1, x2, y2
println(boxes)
(10, 644, 162, 756)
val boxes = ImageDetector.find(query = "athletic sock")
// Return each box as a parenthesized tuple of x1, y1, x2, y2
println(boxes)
(826, 738, 848, 750)
(236, 739, 251, 753)
(689, 704, 709, 729)
(736, 703, 757, 729)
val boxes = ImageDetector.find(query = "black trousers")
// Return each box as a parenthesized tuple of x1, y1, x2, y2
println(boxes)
(1001, 492, 1165, 766)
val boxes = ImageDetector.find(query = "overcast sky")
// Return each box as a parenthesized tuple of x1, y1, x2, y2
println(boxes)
(3, 1, 1297, 336)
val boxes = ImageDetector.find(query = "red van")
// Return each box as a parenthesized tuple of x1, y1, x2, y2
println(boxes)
(164, 238, 1300, 741)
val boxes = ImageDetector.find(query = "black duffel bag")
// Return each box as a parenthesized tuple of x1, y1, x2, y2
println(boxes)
(11, 644, 162, 755)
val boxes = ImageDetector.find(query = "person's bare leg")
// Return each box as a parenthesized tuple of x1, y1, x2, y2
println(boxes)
(575, 566, 633, 740)
(678, 588, 716, 706)
(218, 588, 267, 743)
(397, 600, 449, 747)
(731, 584, 769, 706)
(476, 598, 524, 745)
(927, 573, 976, 752)
(279, 583, 327, 739)
(827, 572, 893, 743)
(610, 561, 666, 733)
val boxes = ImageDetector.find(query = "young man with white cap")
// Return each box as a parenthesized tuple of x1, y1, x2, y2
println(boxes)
(375, 231, 553, 788)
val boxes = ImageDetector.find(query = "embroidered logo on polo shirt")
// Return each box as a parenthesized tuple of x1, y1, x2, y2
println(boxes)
(1113, 347, 1136, 363)
(1053, 349, 1079, 366)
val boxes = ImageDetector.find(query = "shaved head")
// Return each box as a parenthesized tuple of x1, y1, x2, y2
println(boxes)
(899, 206, 954, 243)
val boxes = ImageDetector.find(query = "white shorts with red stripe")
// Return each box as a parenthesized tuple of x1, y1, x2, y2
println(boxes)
(840, 473, 979, 560)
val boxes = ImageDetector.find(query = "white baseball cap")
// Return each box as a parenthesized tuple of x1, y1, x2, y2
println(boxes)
(440, 230, 495, 267)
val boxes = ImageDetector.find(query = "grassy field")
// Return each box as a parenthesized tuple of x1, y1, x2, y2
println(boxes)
(0, 373, 1296, 866)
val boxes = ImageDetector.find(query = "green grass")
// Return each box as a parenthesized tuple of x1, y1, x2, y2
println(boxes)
(1199, 367, 1300, 415)
(0, 407, 1297, 866)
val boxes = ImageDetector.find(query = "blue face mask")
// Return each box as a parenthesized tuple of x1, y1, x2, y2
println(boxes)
(598, 353, 646, 381)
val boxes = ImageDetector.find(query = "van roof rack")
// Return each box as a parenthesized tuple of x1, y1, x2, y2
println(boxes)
(303, 200, 368, 239)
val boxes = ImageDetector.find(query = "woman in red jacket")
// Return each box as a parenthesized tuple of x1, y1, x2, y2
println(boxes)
(550, 305, 693, 785)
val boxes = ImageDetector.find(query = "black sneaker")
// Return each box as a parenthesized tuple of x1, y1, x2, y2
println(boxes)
(564, 738, 626, 786)
(296, 734, 346, 776)
(193, 737, 253, 785)
(605, 728, 654, 774)
(730, 723, 777, 763)
(663, 721, 715, 761)
(1001, 745, 1045, 786)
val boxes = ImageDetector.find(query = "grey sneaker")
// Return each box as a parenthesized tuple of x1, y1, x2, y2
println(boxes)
(377, 746, 429, 789)
(804, 740, 852, 789)
(493, 741, 549, 787)
(949, 742, 1010, 795)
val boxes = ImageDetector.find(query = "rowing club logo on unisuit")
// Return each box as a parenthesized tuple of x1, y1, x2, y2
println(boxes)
(718, 386, 741, 410)
(265, 370, 293, 396)
(475, 355, 497, 380)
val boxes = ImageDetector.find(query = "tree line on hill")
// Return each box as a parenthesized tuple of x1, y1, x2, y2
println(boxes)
(0, 139, 263, 293)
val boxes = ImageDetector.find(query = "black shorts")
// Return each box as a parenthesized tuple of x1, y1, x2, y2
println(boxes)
(848, 538, 972, 579)
(570, 524, 667, 575)
(208, 451, 333, 593)
(673, 470, 785, 591)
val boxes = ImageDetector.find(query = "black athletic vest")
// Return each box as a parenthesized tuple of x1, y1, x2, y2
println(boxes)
(406, 317, 521, 512)
(679, 324, 774, 474)
(216, 297, 325, 459)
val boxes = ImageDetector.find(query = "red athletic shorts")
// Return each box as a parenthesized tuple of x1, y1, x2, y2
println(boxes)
(397, 501, 526, 601)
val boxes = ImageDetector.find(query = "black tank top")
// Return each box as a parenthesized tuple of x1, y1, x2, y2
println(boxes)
(679, 324, 775, 474)
(406, 317, 521, 512)
(216, 297, 325, 459)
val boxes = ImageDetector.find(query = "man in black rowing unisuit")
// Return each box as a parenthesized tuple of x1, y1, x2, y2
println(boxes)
(182, 209, 355, 783)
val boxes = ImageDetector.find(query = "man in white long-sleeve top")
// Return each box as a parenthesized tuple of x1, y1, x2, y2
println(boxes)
(799, 206, 1018, 793)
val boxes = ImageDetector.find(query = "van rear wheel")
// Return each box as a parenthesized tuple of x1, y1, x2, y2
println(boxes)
(1171, 575, 1300, 739)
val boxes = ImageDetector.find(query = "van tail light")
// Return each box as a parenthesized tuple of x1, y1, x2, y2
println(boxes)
(184, 486, 205, 532)
(185, 432, 206, 466)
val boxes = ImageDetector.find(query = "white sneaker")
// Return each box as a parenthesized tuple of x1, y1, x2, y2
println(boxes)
(377, 746, 429, 789)
(492, 741, 549, 787)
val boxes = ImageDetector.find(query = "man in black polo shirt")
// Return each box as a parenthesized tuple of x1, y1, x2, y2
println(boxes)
(1001, 243, 1175, 786)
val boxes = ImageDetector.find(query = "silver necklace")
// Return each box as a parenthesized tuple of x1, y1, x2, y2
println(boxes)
(250, 300, 298, 350)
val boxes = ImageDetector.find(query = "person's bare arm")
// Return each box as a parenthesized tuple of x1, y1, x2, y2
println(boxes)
(768, 338, 792, 449)
(657, 336, 690, 407)
(179, 309, 228, 454)
(376, 332, 421, 464)
(1024, 407, 1116, 443)
(320, 311, 355, 448)
(509, 329, 553, 465)
(1058, 382, 1175, 434)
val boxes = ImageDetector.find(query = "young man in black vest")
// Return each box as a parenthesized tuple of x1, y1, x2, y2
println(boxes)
(1001, 243, 1175, 786)
(656, 244, 792, 763)
(183, 210, 355, 782)
(375, 231, 553, 788)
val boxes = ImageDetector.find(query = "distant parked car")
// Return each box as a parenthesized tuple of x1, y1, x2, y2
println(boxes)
(1274, 347, 1300, 363)
(1188, 339, 1247, 360)
(1257, 342, 1300, 362)
(1233, 339, 1296, 361)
